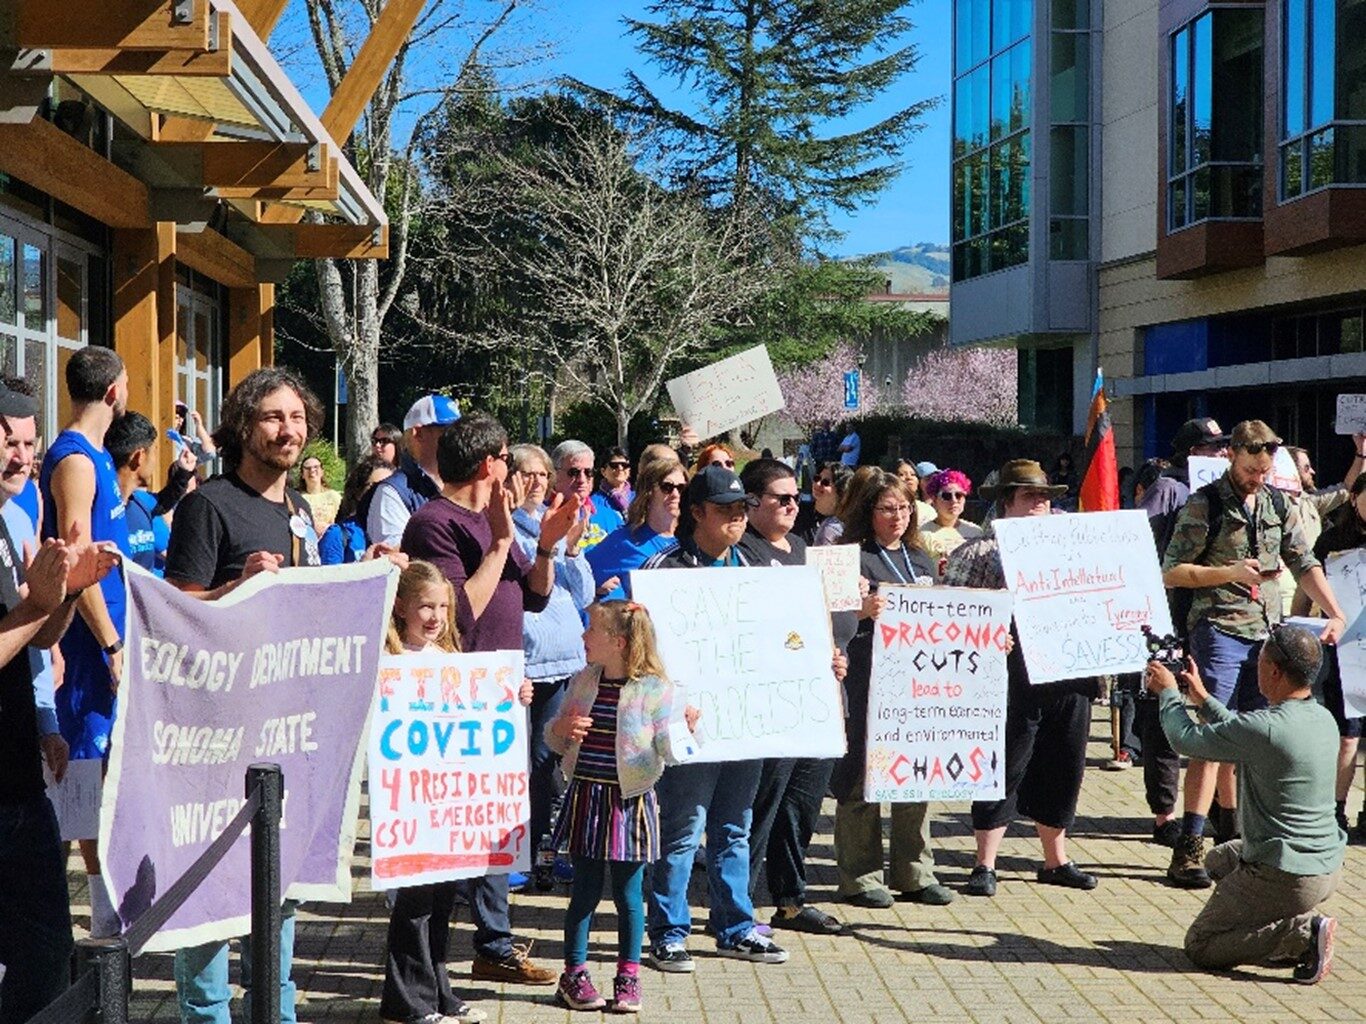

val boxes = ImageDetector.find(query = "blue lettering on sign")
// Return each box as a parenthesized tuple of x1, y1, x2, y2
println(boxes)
(378, 715, 518, 760)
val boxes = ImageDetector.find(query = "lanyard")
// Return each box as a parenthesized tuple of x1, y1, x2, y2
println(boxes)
(877, 543, 916, 585)
(283, 492, 303, 568)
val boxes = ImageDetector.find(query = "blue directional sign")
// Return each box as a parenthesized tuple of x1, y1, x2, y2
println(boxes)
(843, 370, 860, 410)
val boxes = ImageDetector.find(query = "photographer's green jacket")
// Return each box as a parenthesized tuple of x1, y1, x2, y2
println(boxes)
(1159, 688, 1345, 876)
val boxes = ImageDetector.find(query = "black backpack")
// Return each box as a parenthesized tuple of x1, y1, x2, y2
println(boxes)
(1154, 481, 1288, 638)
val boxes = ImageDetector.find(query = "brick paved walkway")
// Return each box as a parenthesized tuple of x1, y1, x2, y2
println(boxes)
(89, 710, 1366, 1023)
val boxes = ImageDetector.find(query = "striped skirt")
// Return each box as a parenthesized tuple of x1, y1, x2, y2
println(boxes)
(551, 778, 660, 863)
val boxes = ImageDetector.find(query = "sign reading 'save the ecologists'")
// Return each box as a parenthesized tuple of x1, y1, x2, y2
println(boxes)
(993, 510, 1172, 684)
(101, 561, 397, 952)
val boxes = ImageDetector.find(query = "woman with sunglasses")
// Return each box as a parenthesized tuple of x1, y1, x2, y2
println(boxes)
(920, 468, 984, 577)
(587, 458, 688, 602)
(829, 470, 953, 909)
(596, 445, 635, 515)
(807, 462, 852, 546)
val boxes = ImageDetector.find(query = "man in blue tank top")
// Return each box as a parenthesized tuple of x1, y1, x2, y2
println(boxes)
(38, 345, 130, 939)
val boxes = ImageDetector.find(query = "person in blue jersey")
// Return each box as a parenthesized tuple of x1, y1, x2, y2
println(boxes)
(587, 457, 686, 602)
(38, 345, 129, 939)
(104, 412, 197, 575)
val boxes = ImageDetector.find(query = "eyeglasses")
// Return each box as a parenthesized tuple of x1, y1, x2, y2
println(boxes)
(606, 460, 630, 470)
(302, 463, 322, 472)
(1236, 441, 1281, 456)
(657, 481, 685, 495)
(874, 504, 912, 516)
(564, 467, 593, 479)
(936, 491, 966, 502)
(520, 469, 549, 480)
(763, 492, 799, 507)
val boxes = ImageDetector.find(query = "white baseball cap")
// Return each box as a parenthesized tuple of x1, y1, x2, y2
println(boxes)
(403, 394, 461, 430)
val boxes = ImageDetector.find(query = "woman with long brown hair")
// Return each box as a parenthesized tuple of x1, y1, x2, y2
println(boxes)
(587, 457, 688, 601)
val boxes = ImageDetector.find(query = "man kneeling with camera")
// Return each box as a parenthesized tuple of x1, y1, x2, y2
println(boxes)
(1146, 624, 1345, 984)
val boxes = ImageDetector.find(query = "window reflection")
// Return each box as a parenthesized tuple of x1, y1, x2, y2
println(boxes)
(1282, 0, 1366, 199)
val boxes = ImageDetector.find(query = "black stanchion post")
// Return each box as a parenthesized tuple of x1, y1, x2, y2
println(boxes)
(246, 763, 283, 1024)
(74, 936, 129, 1024)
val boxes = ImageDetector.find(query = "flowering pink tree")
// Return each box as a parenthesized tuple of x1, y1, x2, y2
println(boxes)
(776, 341, 881, 431)
(901, 345, 1018, 426)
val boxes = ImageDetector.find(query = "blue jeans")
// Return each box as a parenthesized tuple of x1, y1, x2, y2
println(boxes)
(648, 760, 763, 949)
(1190, 622, 1265, 713)
(564, 856, 645, 968)
(173, 902, 298, 1024)
(0, 796, 73, 1024)
(528, 678, 570, 849)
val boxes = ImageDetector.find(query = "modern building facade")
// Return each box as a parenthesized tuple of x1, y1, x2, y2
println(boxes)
(952, 0, 1366, 485)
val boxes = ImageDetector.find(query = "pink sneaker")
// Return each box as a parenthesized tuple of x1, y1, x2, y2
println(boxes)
(556, 968, 606, 1011)
(610, 974, 641, 1014)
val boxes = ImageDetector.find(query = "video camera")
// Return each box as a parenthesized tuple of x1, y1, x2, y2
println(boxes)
(1142, 625, 1189, 694)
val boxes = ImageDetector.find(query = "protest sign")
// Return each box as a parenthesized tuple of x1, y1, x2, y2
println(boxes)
(1271, 445, 1302, 493)
(101, 560, 397, 952)
(805, 543, 862, 613)
(1326, 549, 1366, 717)
(44, 759, 103, 841)
(1337, 394, 1366, 435)
(1188, 455, 1228, 489)
(629, 565, 843, 761)
(665, 345, 785, 439)
(369, 651, 530, 889)
(993, 510, 1173, 684)
(1189, 451, 1300, 493)
(865, 586, 1011, 802)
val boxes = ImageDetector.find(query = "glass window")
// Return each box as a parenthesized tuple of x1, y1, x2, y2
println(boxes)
(55, 342, 76, 431)
(1338, 0, 1366, 118)
(1192, 15, 1212, 168)
(22, 243, 43, 332)
(1050, 125, 1088, 216)
(1049, 217, 1088, 259)
(1336, 124, 1366, 182)
(56, 254, 81, 341)
(0, 235, 13, 327)
(1050, 31, 1088, 122)
(1310, 0, 1335, 127)
(1051, 0, 1087, 30)
(1172, 27, 1189, 176)
(1285, 0, 1306, 137)
(992, 0, 1032, 51)
(1310, 126, 1335, 188)
(957, 0, 991, 72)
(23, 337, 44, 428)
(1211, 9, 1263, 163)
(954, 64, 991, 158)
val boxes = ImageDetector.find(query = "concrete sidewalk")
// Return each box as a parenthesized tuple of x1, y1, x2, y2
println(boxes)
(95, 709, 1366, 1023)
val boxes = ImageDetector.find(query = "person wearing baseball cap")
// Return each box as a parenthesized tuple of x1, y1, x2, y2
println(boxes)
(366, 394, 461, 546)
(640, 463, 792, 972)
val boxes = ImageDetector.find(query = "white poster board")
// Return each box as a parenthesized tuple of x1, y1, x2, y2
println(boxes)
(44, 758, 103, 841)
(805, 543, 862, 613)
(1188, 455, 1228, 490)
(1337, 394, 1366, 435)
(1271, 446, 1302, 493)
(666, 345, 785, 439)
(628, 565, 843, 761)
(993, 510, 1174, 684)
(1190, 451, 1300, 494)
(865, 586, 1011, 802)
(369, 650, 531, 890)
(1326, 550, 1366, 718)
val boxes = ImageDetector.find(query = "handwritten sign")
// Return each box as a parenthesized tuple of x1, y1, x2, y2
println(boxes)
(1189, 452, 1300, 494)
(993, 510, 1173, 684)
(805, 544, 862, 613)
(1327, 550, 1366, 717)
(369, 651, 530, 889)
(629, 565, 843, 761)
(44, 759, 103, 841)
(1271, 446, 1302, 493)
(1337, 394, 1366, 435)
(101, 561, 395, 952)
(666, 345, 785, 439)
(865, 586, 1011, 802)
(1188, 456, 1228, 490)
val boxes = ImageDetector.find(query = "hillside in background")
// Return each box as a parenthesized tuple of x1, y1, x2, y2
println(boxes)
(851, 242, 950, 294)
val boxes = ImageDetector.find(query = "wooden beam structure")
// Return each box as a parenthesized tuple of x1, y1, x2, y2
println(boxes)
(322, 0, 427, 143)
(151, 140, 334, 190)
(236, 0, 293, 40)
(0, 117, 150, 228)
(47, 12, 234, 78)
(256, 223, 390, 259)
(178, 228, 257, 289)
(113, 223, 179, 480)
(229, 283, 275, 383)
(15, 1, 212, 52)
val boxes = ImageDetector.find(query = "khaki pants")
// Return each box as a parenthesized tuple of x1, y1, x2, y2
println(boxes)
(1184, 839, 1340, 970)
(834, 798, 938, 897)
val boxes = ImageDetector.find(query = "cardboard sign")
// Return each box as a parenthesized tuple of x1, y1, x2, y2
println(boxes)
(44, 758, 103, 842)
(369, 651, 531, 889)
(629, 565, 844, 761)
(1337, 394, 1366, 436)
(805, 543, 862, 613)
(865, 586, 1011, 802)
(993, 510, 1174, 684)
(1190, 451, 1301, 494)
(101, 561, 396, 952)
(1326, 550, 1366, 717)
(666, 345, 785, 439)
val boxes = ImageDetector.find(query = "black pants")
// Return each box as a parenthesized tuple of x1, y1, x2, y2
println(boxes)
(0, 796, 72, 1024)
(971, 685, 1092, 832)
(380, 883, 462, 1021)
(1135, 697, 1180, 815)
(747, 757, 837, 908)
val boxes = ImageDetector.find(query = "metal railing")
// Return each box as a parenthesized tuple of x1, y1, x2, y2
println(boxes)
(25, 763, 284, 1024)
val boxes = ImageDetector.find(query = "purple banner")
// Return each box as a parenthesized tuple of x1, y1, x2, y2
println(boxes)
(100, 561, 397, 952)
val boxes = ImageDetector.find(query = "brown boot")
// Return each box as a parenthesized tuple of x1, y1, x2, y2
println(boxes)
(472, 942, 557, 985)
(1167, 832, 1211, 889)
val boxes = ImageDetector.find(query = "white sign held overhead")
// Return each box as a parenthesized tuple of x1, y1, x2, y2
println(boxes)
(666, 346, 786, 440)
(1337, 394, 1366, 435)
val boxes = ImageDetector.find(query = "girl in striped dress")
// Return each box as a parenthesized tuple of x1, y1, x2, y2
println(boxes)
(545, 602, 699, 1013)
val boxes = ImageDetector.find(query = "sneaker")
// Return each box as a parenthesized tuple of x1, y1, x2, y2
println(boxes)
(1151, 820, 1181, 848)
(1294, 915, 1337, 984)
(1036, 862, 1098, 890)
(1103, 751, 1133, 771)
(610, 974, 642, 1014)
(840, 888, 893, 909)
(771, 905, 844, 934)
(717, 930, 788, 964)
(646, 944, 694, 974)
(898, 884, 955, 905)
(1167, 833, 1211, 889)
(556, 968, 606, 1011)
(507, 872, 529, 892)
(963, 865, 997, 897)
(384, 1010, 486, 1024)
(471, 943, 556, 985)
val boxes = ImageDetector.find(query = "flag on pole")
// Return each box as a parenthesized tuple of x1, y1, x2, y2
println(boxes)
(1079, 369, 1120, 512)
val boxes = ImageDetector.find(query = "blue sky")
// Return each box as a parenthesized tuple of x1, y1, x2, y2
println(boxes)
(279, 1, 951, 258)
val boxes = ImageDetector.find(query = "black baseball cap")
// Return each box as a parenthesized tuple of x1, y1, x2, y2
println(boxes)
(687, 464, 750, 506)
(0, 381, 37, 419)
(1171, 417, 1228, 454)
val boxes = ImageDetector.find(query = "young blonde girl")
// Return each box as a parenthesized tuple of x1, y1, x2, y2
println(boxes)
(546, 602, 697, 1014)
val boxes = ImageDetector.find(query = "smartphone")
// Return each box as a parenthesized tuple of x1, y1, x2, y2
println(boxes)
(1258, 556, 1281, 579)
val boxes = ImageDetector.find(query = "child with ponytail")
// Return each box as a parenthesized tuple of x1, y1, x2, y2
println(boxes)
(546, 601, 698, 1013)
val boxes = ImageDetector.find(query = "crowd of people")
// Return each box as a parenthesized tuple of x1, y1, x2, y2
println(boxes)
(0, 357, 1357, 1024)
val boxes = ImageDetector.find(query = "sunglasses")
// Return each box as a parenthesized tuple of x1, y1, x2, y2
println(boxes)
(606, 460, 630, 470)
(371, 437, 394, 446)
(1236, 442, 1281, 456)
(814, 476, 833, 488)
(936, 491, 966, 501)
(564, 467, 594, 478)
(711, 458, 736, 468)
(763, 492, 799, 507)
(875, 504, 912, 515)
(657, 481, 685, 495)
(495, 451, 512, 465)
